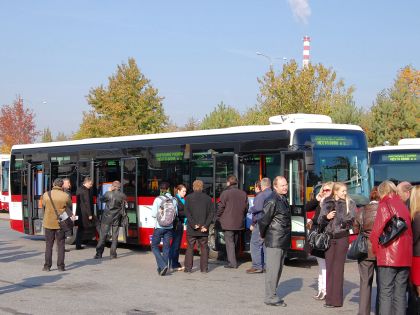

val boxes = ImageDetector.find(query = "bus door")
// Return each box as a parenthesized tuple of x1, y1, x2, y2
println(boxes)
(22, 162, 50, 235)
(281, 151, 307, 258)
(121, 158, 138, 244)
(212, 153, 237, 252)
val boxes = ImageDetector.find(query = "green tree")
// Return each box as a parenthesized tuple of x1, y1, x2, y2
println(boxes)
(74, 58, 167, 139)
(201, 102, 241, 129)
(41, 128, 53, 142)
(247, 60, 356, 124)
(55, 132, 71, 141)
(368, 65, 420, 146)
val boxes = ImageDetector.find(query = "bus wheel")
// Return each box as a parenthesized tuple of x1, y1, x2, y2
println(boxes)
(208, 223, 221, 260)
(65, 227, 77, 245)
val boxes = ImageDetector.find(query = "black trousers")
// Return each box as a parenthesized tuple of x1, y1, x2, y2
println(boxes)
(224, 230, 239, 267)
(184, 235, 209, 272)
(325, 237, 348, 306)
(44, 228, 65, 269)
(96, 223, 119, 257)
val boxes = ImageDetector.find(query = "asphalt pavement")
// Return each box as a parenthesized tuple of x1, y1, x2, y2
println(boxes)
(0, 213, 372, 314)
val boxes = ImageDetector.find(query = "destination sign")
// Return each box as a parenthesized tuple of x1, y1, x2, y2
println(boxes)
(311, 135, 354, 147)
(381, 153, 419, 162)
(155, 151, 183, 162)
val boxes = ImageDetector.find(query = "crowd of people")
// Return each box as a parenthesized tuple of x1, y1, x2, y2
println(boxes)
(40, 175, 420, 313)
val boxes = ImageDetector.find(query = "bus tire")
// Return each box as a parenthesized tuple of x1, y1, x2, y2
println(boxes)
(65, 226, 78, 245)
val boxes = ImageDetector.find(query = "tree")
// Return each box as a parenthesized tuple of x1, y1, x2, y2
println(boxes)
(0, 96, 39, 153)
(182, 117, 202, 131)
(247, 60, 357, 124)
(367, 65, 420, 146)
(55, 132, 71, 141)
(74, 58, 167, 139)
(200, 102, 242, 130)
(41, 128, 53, 142)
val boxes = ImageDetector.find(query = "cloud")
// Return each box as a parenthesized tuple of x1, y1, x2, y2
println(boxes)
(288, 0, 311, 24)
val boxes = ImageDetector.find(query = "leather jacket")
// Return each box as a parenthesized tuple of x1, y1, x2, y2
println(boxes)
(258, 192, 291, 249)
(370, 194, 413, 267)
(100, 190, 127, 226)
(353, 201, 378, 260)
(318, 196, 356, 239)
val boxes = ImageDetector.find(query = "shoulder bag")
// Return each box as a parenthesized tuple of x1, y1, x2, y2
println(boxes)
(378, 202, 407, 246)
(308, 226, 330, 251)
(49, 191, 74, 234)
(347, 208, 368, 260)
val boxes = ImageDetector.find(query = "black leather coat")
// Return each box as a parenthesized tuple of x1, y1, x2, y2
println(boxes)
(258, 192, 291, 249)
(100, 190, 127, 226)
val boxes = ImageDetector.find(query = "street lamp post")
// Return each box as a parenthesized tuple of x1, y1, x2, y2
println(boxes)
(256, 52, 287, 68)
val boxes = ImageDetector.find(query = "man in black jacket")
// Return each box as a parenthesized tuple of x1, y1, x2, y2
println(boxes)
(184, 179, 214, 273)
(259, 176, 291, 307)
(75, 177, 94, 250)
(94, 181, 127, 259)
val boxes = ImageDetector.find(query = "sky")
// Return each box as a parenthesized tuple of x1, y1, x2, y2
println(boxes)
(0, 1, 419, 137)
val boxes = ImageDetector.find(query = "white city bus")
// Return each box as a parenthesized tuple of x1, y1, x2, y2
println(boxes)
(0, 154, 10, 212)
(8, 114, 370, 259)
(369, 138, 420, 187)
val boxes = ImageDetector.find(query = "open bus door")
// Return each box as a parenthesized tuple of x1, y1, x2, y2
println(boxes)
(120, 158, 138, 244)
(281, 151, 307, 258)
(209, 153, 237, 257)
(22, 162, 50, 235)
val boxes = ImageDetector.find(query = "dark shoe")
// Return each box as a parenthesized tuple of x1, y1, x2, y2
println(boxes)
(184, 269, 192, 273)
(159, 266, 168, 276)
(64, 248, 70, 252)
(246, 267, 263, 274)
(42, 266, 50, 272)
(324, 304, 340, 308)
(201, 269, 208, 273)
(75, 246, 84, 250)
(319, 292, 326, 300)
(224, 265, 238, 269)
(58, 267, 65, 272)
(94, 254, 102, 259)
(265, 301, 287, 307)
(110, 254, 117, 259)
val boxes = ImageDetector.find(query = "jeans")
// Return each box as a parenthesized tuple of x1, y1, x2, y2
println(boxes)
(169, 223, 184, 268)
(377, 266, 409, 315)
(151, 228, 173, 271)
(250, 224, 265, 270)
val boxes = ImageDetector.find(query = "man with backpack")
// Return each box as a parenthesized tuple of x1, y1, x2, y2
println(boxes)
(151, 182, 177, 276)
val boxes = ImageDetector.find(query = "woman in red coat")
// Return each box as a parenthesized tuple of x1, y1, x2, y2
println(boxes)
(370, 180, 413, 315)
(409, 185, 420, 312)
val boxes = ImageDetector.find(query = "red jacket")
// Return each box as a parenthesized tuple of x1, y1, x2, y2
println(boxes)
(370, 194, 413, 267)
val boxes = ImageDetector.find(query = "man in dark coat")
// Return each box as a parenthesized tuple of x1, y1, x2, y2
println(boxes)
(259, 176, 291, 307)
(247, 177, 272, 274)
(184, 179, 214, 273)
(216, 175, 248, 269)
(75, 177, 94, 250)
(94, 181, 127, 259)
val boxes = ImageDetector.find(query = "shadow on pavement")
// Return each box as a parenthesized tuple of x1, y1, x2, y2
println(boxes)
(0, 249, 41, 263)
(65, 250, 137, 271)
(0, 274, 65, 295)
(277, 277, 304, 299)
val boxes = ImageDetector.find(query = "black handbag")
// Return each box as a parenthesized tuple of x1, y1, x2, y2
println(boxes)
(379, 202, 407, 246)
(308, 227, 330, 251)
(347, 209, 368, 260)
(49, 191, 74, 234)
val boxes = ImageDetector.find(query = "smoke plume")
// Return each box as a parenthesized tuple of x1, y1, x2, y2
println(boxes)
(288, 0, 311, 24)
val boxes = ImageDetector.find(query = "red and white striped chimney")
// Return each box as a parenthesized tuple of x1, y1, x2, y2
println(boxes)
(303, 36, 310, 68)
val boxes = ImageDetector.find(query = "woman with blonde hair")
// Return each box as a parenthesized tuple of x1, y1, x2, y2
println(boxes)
(370, 180, 413, 315)
(305, 181, 334, 300)
(409, 185, 420, 312)
(318, 182, 356, 308)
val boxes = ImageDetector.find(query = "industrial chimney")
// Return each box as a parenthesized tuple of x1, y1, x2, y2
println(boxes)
(303, 36, 310, 68)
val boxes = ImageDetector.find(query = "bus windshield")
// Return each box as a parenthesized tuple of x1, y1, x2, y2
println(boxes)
(370, 149, 420, 186)
(294, 129, 369, 201)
